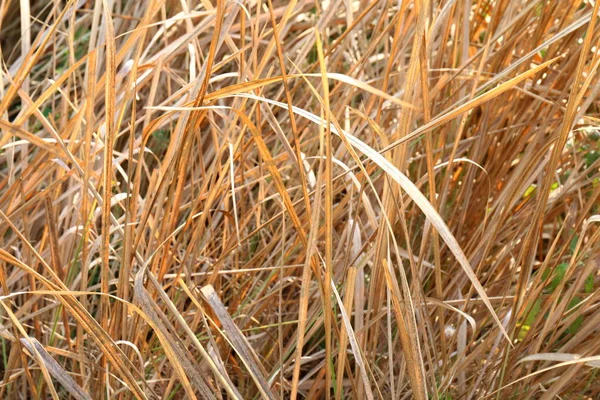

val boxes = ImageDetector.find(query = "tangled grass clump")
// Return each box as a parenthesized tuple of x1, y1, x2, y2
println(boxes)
(1, 0, 600, 398)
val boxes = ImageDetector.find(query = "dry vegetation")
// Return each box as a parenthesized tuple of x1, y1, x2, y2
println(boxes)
(1, 0, 600, 398)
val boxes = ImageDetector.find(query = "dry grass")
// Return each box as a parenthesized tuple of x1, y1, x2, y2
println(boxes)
(1, 0, 600, 398)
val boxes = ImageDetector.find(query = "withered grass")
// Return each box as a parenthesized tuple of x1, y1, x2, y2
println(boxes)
(1, 0, 600, 398)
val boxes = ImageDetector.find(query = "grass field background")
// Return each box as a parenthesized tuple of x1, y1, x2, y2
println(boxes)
(1, 0, 600, 398)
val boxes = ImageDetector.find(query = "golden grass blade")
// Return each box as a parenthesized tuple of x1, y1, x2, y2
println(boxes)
(178, 280, 244, 400)
(205, 74, 415, 109)
(19, 338, 92, 400)
(518, 353, 600, 368)
(315, 28, 334, 399)
(133, 272, 213, 400)
(266, 0, 312, 219)
(100, 0, 116, 345)
(381, 257, 428, 399)
(289, 162, 325, 400)
(200, 285, 277, 400)
(0, 119, 70, 160)
(335, 265, 356, 400)
(330, 276, 375, 400)
(484, 356, 600, 399)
